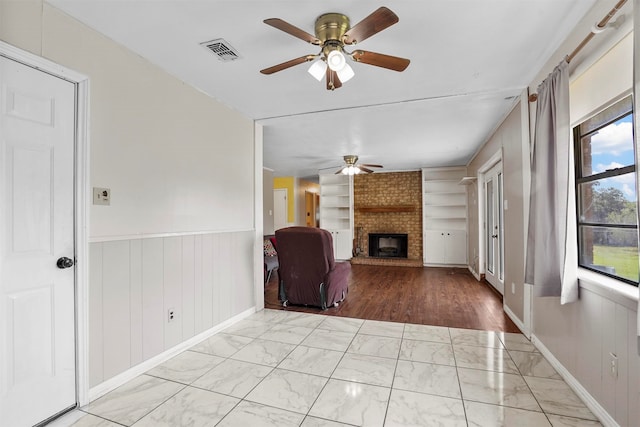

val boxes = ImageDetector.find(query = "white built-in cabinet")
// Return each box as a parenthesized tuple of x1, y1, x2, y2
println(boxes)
(319, 174, 353, 260)
(422, 167, 468, 266)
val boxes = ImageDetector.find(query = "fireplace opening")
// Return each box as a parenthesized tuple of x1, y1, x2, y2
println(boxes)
(368, 233, 408, 258)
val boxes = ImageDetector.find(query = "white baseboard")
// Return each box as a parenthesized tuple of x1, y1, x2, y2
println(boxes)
(88, 306, 256, 402)
(531, 334, 618, 427)
(503, 303, 529, 337)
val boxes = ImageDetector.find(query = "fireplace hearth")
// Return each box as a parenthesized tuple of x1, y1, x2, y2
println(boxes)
(368, 233, 408, 258)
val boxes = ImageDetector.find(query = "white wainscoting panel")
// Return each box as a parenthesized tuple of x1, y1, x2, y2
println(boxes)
(163, 237, 183, 350)
(533, 283, 639, 426)
(88, 243, 104, 388)
(193, 235, 203, 334)
(129, 239, 143, 367)
(181, 235, 195, 340)
(101, 240, 131, 380)
(575, 290, 602, 400)
(628, 306, 640, 426)
(89, 230, 255, 387)
(141, 238, 164, 361)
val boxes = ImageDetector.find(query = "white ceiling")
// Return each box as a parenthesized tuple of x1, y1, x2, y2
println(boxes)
(49, 0, 598, 178)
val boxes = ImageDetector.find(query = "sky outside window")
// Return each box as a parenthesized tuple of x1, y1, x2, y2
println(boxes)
(584, 114, 636, 201)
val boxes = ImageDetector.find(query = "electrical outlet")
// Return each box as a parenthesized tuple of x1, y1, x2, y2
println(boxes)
(168, 308, 175, 323)
(609, 352, 618, 379)
(93, 187, 110, 205)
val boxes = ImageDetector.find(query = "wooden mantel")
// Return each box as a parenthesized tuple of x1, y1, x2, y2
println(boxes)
(357, 205, 415, 213)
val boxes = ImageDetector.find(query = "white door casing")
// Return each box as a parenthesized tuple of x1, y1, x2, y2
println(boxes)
(273, 188, 287, 230)
(0, 55, 77, 425)
(484, 162, 504, 294)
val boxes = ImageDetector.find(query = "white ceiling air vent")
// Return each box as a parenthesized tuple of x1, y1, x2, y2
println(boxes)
(201, 38, 241, 62)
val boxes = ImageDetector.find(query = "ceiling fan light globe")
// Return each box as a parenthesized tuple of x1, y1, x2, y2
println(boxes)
(336, 63, 355, 82)
(327, 50, 346, 71)
(308, 59, 327, 81)
(342, 165, 359, 175)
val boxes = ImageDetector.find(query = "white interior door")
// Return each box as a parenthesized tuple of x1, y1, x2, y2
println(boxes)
(484, 162, 504, 294)
(0, 56, 77, 426)
(273, 188, 287, 230)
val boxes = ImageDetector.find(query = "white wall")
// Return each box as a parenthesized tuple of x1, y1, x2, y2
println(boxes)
(43, 7, 254, 238)
(263, 169, 275, 235)
(467, 101, 526, 323)
(1, 1, 258, 392)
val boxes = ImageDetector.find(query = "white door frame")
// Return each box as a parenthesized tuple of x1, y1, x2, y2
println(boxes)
(484, 161, 504, 294)
(476, 149, 502, 279)
(0, 41, 91, 407)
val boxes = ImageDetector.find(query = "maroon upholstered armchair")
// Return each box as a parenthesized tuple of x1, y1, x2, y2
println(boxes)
(275, 226, 350, 310)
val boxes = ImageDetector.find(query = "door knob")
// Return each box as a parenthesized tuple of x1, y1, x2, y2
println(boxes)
(57, 257, 74, 269)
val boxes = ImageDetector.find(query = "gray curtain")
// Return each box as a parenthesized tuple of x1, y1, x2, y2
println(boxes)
(633, 0, 640, 355)
(525, 59, 578, 304)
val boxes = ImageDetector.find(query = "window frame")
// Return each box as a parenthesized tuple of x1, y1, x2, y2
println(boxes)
(573, 95, 639, 286)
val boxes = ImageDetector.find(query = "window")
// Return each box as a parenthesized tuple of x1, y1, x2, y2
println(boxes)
(574, 95, 638, 285)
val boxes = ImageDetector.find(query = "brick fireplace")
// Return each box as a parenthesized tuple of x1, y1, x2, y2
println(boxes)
(352, 171, 422, 267)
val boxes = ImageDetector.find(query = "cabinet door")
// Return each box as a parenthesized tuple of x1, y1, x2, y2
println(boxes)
(424, 230, 445, 264)
(445, 230, 467, 264)
(333, 229, 352, 260)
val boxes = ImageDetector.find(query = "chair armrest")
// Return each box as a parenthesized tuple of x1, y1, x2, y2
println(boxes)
(324, 261, 351, 304)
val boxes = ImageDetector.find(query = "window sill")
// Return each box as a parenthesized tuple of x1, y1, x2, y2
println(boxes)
(577, 268, 638, 310)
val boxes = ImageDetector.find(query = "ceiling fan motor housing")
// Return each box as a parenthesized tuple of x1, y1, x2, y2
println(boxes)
(315, 13, 350, 44)
(343, 155, 358, 165)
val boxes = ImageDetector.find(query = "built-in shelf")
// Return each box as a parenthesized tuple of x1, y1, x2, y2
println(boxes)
(458, 176, 477, 185)
(422, 167, 468, 266)
(319, 173, 353, 260)
(357, 205, 415, 213)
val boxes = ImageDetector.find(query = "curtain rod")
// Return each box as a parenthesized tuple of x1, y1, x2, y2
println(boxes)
(528, 0, 628, 102)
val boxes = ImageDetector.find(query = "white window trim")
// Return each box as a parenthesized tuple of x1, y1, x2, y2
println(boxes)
(578, 268, 639, 309)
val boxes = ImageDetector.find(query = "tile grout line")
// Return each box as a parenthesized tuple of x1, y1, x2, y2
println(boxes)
(449, 326, 470, 426)
(381, 322, 406, 426)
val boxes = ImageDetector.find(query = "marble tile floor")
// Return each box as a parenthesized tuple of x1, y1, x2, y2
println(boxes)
(53, 309, 601, 427)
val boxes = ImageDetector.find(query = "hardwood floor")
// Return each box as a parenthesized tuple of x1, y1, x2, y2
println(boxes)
(264, 264, 521, 333)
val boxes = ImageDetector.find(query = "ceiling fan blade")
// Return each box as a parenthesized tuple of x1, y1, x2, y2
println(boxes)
(326, 68, 342, 90)
(351, 50, 410, 71)
(343, 7, 399, 45)
(334, 167, 346, 175)
(260, 55, 317, 74)
(360, 163, 383, 168)
(358, 166, 375, 174)
(264, 18, 321, 45)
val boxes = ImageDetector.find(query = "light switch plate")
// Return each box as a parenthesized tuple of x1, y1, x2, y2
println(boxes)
(93, 187, 110, 205)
